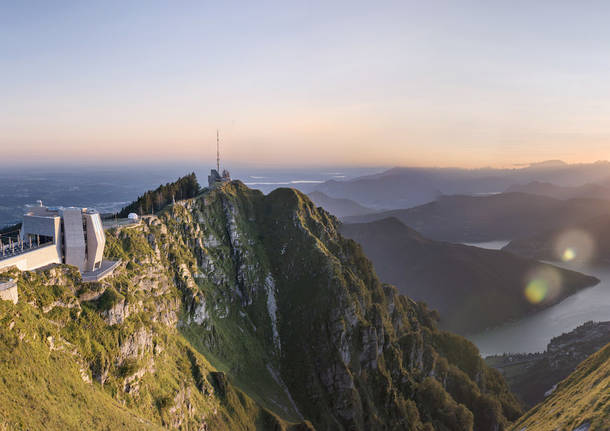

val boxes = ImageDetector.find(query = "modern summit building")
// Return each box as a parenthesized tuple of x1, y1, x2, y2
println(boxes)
(0, 201, 117, 280)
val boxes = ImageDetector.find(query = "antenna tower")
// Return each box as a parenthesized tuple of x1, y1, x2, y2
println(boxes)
(216, 129, 220, 172)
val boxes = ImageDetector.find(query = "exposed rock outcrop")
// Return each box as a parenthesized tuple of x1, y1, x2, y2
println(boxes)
(0, 179, 525, 431)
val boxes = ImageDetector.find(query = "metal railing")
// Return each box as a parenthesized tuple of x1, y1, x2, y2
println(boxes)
(0, 234, 54, 261)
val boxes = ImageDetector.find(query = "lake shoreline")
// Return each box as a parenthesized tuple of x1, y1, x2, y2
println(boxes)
(462, 240, 610, 356)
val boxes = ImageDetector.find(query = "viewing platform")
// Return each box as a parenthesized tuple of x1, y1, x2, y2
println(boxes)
(102, 217, 140, 230)
(0, 237, 54, 261)
(82, 259, 122, 282)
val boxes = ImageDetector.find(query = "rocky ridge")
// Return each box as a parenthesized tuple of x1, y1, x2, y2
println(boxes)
(0, 180, 522, 430)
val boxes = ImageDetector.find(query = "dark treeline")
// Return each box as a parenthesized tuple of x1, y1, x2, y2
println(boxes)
(116, 173, 200, 218)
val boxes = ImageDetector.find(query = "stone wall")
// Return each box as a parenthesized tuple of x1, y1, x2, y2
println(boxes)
(0, 279, 18, 304)
(0, 243, 62, 272)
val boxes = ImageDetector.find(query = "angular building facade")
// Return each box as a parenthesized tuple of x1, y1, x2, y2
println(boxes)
(0, 202, 107, 274)
(84, 209, 106, 272)
(62, 207, 88, 271)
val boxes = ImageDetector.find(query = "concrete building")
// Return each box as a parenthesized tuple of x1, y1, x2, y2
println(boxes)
(208, 169, 231, 188)
(0, 202, 114, 279)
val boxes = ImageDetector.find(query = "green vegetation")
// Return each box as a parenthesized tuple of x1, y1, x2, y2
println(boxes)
(157, 181, 521, 429)
(0, 219, 305, 430)
(116, 172, 200, 217)
(511, 342, 610, 431)
(0, 179, 524, 430)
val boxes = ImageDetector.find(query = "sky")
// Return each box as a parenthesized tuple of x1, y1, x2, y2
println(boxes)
(2, 0, 610, 168)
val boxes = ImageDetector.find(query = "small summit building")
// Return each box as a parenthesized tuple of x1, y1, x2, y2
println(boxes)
(208, 168, 231, 188)
(208, 130, 231, 188)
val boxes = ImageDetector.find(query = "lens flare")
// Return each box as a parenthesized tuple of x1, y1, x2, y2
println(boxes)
(525, 280, 548, 303)
(524, 266, 562, 304)
(562, 247, 576, 262)
(553, 230, 595, 264)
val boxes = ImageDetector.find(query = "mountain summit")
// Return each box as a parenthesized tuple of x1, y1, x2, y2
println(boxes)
(0, 179, 521, 430)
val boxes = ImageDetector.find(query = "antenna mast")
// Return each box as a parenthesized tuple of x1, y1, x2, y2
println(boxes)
(216, 129, 220, 172)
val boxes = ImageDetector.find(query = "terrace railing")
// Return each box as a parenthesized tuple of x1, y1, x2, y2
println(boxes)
(0, 233, 54, 261)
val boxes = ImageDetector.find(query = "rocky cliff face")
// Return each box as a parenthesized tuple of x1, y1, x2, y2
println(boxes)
(0, 181, 522, 430)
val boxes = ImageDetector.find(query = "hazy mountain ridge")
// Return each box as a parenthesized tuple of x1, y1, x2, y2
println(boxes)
(0, 180, 523, 430)
(503, 214, 610, 265)
(313, 161, 610, 210)
(339, 218, 599, 334)
(505, 181, 610, 200)
(306, 191, 377, 218)
(343, 193, 610, 242)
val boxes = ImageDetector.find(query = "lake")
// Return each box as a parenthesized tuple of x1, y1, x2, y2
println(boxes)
(464, 241, 610, 356)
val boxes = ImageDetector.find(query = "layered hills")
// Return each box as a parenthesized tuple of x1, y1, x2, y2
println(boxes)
(505, 181, 610, 201)
(344, 193, 610, 242)
(0, 180, 523, 430)
(338, 218, 599, 334)
(503, 214, 610, 265)
(313, 161, 610, 211)
(307, 191, 376, 218)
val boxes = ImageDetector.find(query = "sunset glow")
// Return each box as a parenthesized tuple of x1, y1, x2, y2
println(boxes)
(2, 1, 610, 167)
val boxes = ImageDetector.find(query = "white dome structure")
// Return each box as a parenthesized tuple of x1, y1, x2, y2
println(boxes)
(128, 213, 139, 222)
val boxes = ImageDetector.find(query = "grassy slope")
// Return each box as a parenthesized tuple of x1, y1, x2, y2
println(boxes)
(511, 343, 610, 431)
(0, 226, 303, 430)
(0, 300, 160, 430)
(0, 180, 523, 430)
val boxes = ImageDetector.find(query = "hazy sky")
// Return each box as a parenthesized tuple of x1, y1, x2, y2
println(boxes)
(2, 1, 610, 168)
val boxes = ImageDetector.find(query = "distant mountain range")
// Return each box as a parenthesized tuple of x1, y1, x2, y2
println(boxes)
(504, 214, 610, 265)
(313, 160, 610, 210)
(307, 191, 377, 218)
(343, 193, 610, 242)
(505, 181, 610, 200)
(339, 217, 599, 334)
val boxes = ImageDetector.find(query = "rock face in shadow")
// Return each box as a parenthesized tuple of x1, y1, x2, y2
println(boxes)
(339, 217, 599, 334)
